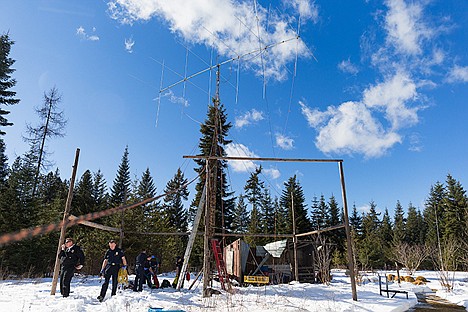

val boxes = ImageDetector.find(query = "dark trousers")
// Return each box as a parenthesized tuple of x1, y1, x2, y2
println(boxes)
(144, 271, 153, 288)
(60, 266, 75, 297)
(100, 265, 119, 297)
(134, 265, 145, 291)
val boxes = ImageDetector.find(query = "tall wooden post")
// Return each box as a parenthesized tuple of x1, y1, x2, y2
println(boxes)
(50, 148, 80, 295)
(202, 161, 212, 297)
(291, 192, 299, 281)
(338, 161, 357, 301)
(202, 65, 221, 297)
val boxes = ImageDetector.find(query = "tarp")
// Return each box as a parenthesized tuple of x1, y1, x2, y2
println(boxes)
(263, 239, 288, 258)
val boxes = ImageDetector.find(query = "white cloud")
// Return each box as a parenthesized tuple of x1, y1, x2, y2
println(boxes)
(446, 65, 468, 83)
(76, 26, 100, 41)
(76, 26, 85, 36)
(235, 109, 264, 129)
(384, 0, 432, 55)
(125, 37, 135, 53)
(163, 90, 189, 107)
(275, 133, 294, 150)
(107, 0, 313, 81)
(299, 100, 330, 127)
(312, 101, 401, 158)
(338, 58, 359, 75)
(264, 167, 281, 180)
(362, 71, 419, 130)
(300, 70, 423, 158)
(225, 143, 258, 172)
(286, 0, 319, 23)
(408, 132, 423, 152)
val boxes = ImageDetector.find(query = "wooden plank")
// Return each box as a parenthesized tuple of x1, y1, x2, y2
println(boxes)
(68, 215, 120, 232)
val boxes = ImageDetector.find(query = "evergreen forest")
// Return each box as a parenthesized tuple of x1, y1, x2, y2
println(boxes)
(1, 33, 468, 278)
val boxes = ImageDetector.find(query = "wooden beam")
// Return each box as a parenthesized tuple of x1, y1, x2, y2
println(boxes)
(68, 215, 120, 233)
(295, 224, 346, 237)
(184, 155, 343, 163)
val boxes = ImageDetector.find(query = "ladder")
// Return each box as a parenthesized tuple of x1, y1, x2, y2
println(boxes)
(210, 239, 232, 292)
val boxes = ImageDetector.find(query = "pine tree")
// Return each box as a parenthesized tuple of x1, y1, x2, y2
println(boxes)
(423, 182, 445, 247)
(327, 195, 341, 227)
(405, 203, 422, 245)
(159, 168, 189, 262)
(231, 194, 249, 233)
(279, 175, 312, 234)
(310, 195, 320, 230)
(380, 208, 393, 246)
(92, 170, 108, 211)
(244, 166, 264, 216)
(137, 167, 160, 230)
(107, 146, 132, 245)
(315, 194, 329, 230)
(358, 201, 383, 269)
(392, 200, 405, 245)
(0, 33, 20, 135)
(72, 170, 95, 216)
(260, 187, 275, 244)
(163, 168, 189, 232)
(274, 196, 289, 234)
(349, 203, 362, 237)
(246, 206, 261, 245)
(362, 201, 380, 235)
(189, 100, 235, 233)
(0, 156, 38, 274)
(443, 174, 467, 243)
(110, 146, 131, 207)
(0, 138, 8, 185)
(327, 194, 344, 253)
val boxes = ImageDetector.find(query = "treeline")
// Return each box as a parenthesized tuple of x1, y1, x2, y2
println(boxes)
(1, 32, 468, 278)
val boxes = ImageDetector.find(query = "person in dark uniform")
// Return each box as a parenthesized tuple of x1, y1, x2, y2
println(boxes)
(97, 239, 127, 302)
(133, 249, 148, 292)
(59, 237, 85, 297)
(172, 256, 184, 288)
(143, 254, 155, 289)
(149, 255, 160, 275)
(149, 255, 160, 288)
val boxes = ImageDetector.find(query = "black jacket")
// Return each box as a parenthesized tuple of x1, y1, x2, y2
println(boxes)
(104, 247, 125, 266)
(59, 244, 85, 269)
(136, 252, 148, 266)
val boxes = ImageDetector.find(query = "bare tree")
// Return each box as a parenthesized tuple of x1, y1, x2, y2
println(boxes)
(314, 235, 332, 285)
(391, 242, 432, 275)
(432, 237, 460, 292)
(24, 86, 67, 197)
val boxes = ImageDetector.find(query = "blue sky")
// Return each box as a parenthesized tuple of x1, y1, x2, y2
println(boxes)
(1, 0, 467, 217)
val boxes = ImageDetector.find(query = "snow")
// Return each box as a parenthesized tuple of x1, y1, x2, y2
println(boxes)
(1, 270, 468, 312)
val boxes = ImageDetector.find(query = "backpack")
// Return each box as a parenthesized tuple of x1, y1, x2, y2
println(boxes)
(160, 279, 171, 288)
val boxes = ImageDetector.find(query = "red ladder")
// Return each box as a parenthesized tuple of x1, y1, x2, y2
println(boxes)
(210, 239, 232, 292)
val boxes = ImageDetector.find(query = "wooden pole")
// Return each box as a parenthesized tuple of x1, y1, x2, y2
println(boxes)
(50, 148, 80, 295)
(291, 192, 299, 282)
(177, 184, 206, 290)
(338, 161, 357, 301)
(202, 161, 212, 297)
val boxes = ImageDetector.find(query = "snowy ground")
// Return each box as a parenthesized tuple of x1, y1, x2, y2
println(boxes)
(1, 270, 468, 312)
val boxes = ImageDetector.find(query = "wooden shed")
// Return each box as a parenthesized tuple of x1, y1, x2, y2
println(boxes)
(224, 238, 317, 284)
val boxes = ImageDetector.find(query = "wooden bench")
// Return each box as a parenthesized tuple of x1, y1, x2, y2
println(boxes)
(380, 288, 409, 299)
(379, 275, 409, 299)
